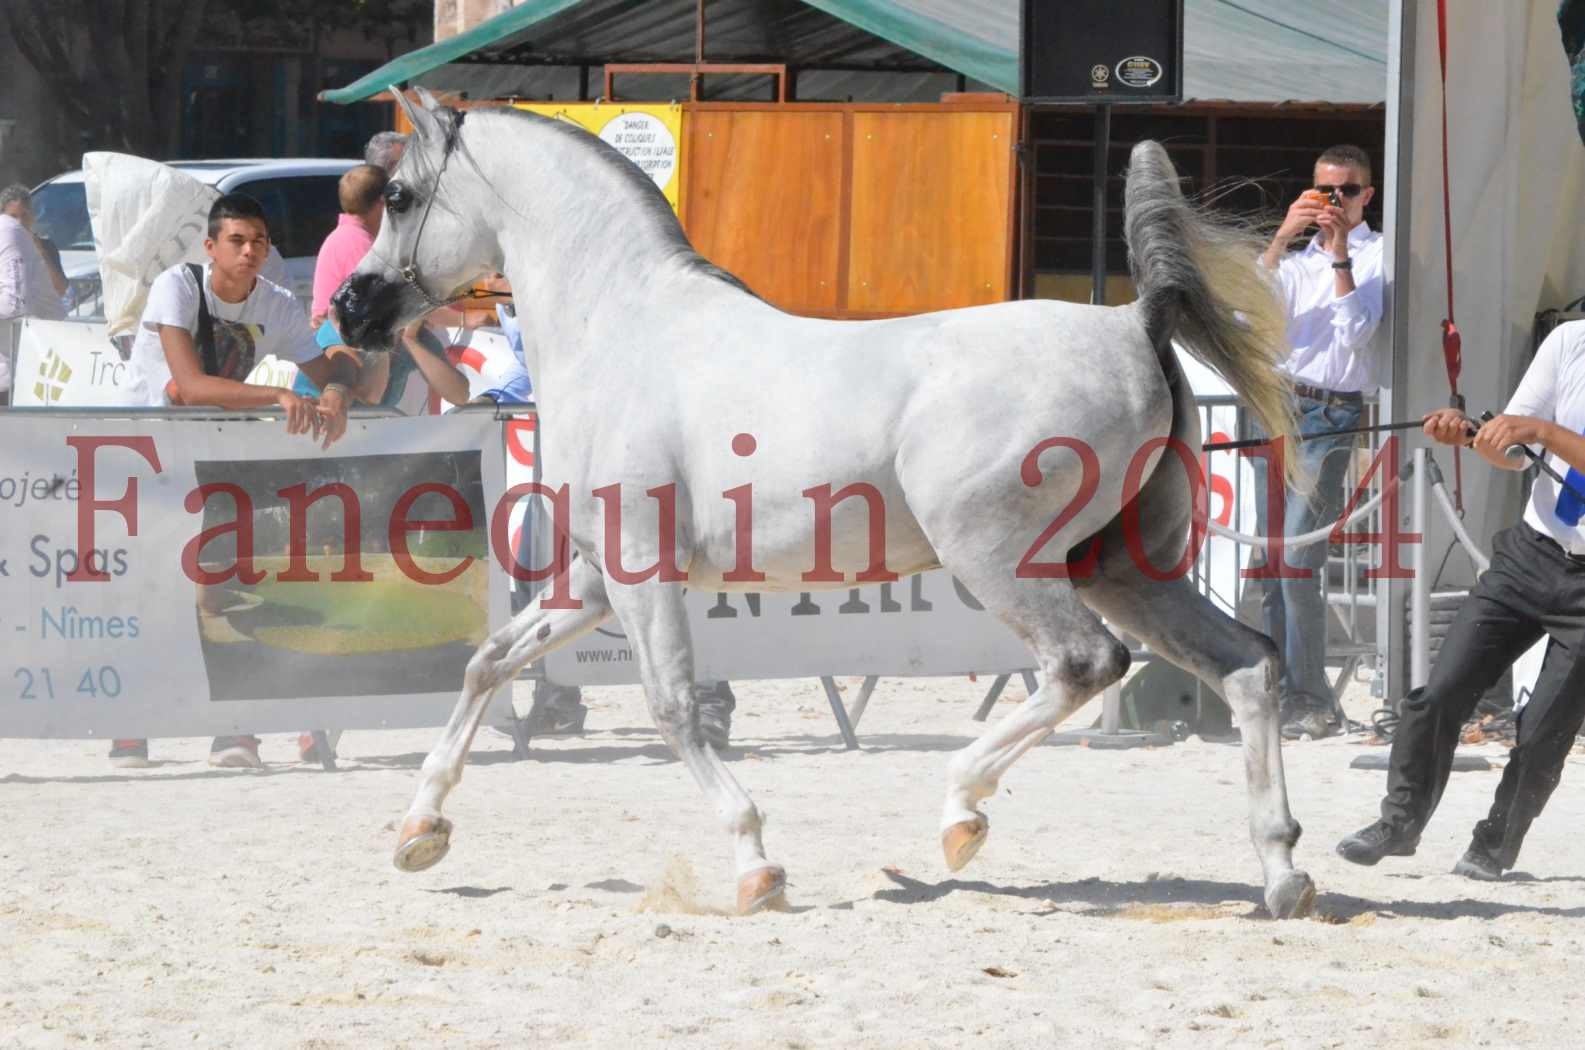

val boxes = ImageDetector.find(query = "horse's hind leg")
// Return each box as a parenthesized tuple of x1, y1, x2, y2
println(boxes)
(938, 578, 1132, 872)
(1082, 572, 1313, 919)
(605, 582, 783, 914)
(394, 555, 613, 873)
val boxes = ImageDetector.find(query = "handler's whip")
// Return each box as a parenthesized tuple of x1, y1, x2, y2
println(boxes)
(1201, 419, 1425, 453)
(1203, 413, 1585, 507)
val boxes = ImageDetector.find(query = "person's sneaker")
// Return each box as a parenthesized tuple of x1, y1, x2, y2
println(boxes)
(1451, 845, 1505, 881)
(1336, 820, 1420, 866)
(108, 739, 150, 768)
(522, 685, 588, 736)
(1281, 707, 1341, 740)
(209, 735, 263, 768)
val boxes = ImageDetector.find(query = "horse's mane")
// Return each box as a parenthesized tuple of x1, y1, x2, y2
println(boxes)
(470, 106, 757, 298)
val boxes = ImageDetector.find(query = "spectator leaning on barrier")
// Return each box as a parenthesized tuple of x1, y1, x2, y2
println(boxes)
(112, 192, 362, 770)
(0, 183, 68, 404)
(294, 164, 405, 411)
(1339, 325, 1585, 881)
(1251, 144, 1385, 741)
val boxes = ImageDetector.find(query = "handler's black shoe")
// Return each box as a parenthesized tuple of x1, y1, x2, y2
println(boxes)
(1451, 845, 1504, 882)
(1336, 820, 1420, 866)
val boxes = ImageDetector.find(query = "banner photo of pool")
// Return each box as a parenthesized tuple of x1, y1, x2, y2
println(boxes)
(0, 412, 507, 739)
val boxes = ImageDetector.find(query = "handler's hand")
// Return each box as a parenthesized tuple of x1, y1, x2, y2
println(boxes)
(315, 386, 350, 450)
(1473, 414, 1552, 460)
(1422, 407, 1476, 447)
(275, 389, 322, 440)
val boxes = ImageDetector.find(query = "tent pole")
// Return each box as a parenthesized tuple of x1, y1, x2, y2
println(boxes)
(1380, 0, 1416, 703)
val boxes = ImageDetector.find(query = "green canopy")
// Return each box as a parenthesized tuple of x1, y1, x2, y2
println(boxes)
(321, 0, 1386, 106)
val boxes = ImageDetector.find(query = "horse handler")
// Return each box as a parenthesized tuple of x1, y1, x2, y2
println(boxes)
(1338, 318, 1585, 879)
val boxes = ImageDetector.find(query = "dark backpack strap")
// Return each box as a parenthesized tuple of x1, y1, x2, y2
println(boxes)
(187, 263, 218, 376)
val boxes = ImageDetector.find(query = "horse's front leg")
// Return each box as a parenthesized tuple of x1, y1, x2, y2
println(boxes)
(608, 580, 783, 914)
(394, 555, 612, 872)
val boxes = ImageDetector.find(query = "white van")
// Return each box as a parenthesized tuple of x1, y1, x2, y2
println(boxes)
(29, 158, 359, 319)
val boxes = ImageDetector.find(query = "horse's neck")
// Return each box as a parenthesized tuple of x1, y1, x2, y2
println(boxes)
(474, 113, 744, 373)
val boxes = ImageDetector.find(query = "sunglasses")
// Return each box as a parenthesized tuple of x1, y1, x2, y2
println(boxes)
(1314, 183, 1365, 199)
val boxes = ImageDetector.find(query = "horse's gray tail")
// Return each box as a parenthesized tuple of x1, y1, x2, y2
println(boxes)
(1123, 140, 1297, 477)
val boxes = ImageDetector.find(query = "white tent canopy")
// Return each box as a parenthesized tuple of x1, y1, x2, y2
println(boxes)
(1381, 0, 1585, 691)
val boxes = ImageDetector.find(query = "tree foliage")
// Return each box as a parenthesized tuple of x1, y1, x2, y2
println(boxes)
(3, 0, 211, 160)
(4, 0, 429, 169)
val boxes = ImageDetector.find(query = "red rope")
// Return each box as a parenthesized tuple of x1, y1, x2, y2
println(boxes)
(1437, 0, 1465, 511)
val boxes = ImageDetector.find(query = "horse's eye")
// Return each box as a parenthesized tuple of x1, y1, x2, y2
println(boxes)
(384, 182, 413, 213)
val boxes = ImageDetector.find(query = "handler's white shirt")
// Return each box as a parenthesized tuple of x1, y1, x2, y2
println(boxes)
(1272, 221, 1385, 394)
(1506, 319, 1585, 553)
(124, 262, 321, 407)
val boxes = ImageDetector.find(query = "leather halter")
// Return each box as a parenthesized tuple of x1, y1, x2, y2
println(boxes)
(398, 110, 467, 311)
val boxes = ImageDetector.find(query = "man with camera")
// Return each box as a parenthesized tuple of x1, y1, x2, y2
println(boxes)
(1251, 144, 1386, 740)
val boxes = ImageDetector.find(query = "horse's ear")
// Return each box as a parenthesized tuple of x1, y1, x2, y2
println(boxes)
(415, 86, 442, 112)
(391, 85, 441, 143)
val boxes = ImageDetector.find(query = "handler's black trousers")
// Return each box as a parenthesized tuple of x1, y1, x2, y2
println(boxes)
(1381, 523, 1585, 867)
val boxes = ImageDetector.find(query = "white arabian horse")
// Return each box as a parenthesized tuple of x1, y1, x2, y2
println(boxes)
(333, 90, 1315, 919)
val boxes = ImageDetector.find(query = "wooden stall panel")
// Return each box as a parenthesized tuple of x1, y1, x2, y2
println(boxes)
(848, 112, 1015, 314)
(683, 111, 844, 314)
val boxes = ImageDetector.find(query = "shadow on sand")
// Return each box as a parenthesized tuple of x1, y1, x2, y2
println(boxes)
(866, 868, 1585, 921)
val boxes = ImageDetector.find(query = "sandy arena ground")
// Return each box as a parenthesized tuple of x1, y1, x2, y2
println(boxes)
(2, 675, 1583, 1049)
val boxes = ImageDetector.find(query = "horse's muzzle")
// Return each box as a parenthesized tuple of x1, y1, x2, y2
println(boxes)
(331, 272, 404, 349)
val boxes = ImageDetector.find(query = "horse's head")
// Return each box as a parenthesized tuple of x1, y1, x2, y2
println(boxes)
(332, 88, 499, 349)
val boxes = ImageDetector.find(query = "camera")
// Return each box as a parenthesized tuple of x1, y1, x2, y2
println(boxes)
(1327, 188, 1343, 208)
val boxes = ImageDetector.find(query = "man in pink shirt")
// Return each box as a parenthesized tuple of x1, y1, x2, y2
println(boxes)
(312, 164, 383, 326)
(295, 165, 395, 408)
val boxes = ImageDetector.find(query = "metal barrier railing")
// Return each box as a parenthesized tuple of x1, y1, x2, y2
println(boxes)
(1196, 393, 1385, 712)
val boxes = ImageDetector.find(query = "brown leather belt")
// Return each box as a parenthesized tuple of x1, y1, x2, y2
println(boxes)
(1292, 381, 1364, 408)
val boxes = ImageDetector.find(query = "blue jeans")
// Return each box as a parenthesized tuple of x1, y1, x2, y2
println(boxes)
(1249, 394, 1361, 712)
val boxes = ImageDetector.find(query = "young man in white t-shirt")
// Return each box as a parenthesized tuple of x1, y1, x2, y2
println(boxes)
(1339, 319, 1585, 879)
(113, 194, 362, 770)
(124, 193, 358, 446)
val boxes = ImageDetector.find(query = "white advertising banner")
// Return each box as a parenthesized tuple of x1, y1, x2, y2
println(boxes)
(11, 319, 130, 407)
(542, 575, 1032, 687)
(0, 412, 507, 738)
(12, 319, 521, 416)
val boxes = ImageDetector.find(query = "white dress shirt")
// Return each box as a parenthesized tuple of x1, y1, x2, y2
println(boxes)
(1272, 220, 1385, 394)
(1505, 319, 1585, 554)
(0, 213, 66, 323)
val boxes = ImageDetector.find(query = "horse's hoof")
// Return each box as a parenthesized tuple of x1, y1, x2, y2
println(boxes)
(941, 814, 989, 872)
(393, 815, 453, 873)
(737, 865, 787, 915)
(1265, 869, 1316, 920)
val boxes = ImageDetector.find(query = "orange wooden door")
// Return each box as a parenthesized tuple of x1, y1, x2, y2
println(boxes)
(682, 110, 845, 314)
(847, 111, 1016, 314)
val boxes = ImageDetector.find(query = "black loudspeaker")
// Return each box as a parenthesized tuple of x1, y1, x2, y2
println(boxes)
(1021, 0, 1185, 104)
